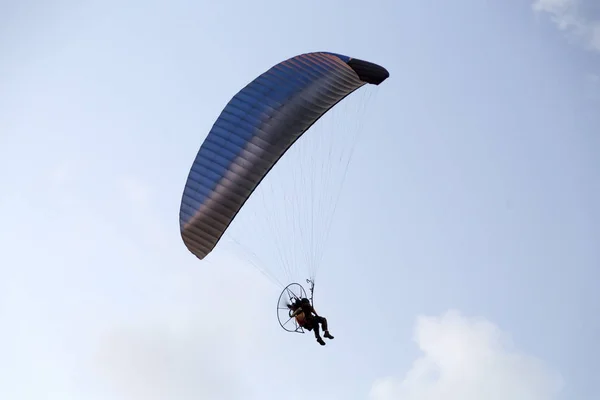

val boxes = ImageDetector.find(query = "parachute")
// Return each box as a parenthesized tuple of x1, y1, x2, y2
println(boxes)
(179, 52, 389, 329)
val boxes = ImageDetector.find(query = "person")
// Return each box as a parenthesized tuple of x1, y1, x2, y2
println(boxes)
(288, 297, 334, 345)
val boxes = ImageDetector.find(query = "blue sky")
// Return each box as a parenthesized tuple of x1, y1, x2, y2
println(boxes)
(1, 1, 599, 399)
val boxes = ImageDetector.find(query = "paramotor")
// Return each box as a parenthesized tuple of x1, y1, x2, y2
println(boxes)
(276, 279, 315, 333)
(179, 51, 389, 333)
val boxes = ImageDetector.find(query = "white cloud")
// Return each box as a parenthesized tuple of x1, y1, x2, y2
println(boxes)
(116, 175, 172, 250)
(48, 162, 72, 186)
(44, 161, 80, 207)
(370, 310, 563, 400)
(533, 0, 600, 52)
(95, 323, 246, 400)
(93, 254, 276, 400)
(118, 175, 152, 207)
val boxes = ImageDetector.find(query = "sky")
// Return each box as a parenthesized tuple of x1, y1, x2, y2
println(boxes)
(1, 0, 599, 399)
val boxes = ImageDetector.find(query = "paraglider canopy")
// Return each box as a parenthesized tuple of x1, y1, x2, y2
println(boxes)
(179, 52, 389, 261)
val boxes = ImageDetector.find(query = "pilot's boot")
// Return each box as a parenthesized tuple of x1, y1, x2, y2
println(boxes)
(316, 337, 326, 345)
(324, 331, 334, 340)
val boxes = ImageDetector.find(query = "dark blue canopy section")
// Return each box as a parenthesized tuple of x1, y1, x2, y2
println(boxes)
(180, 52, 389, 260)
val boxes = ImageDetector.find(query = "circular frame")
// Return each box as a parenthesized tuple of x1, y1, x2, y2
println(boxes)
(277, 283, 308, 333)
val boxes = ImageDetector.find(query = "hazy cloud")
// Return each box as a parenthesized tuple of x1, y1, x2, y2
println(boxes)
(533, 0, 600, 52)
(118, 175, 152, 207)
(370, 310, 563, 400)
(45, 161, 80, 207)
(116, 175, 171, 250)
(94, 255, 274, 400)
(48, 163, 72, 187)
(584, 72, 600, 99)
